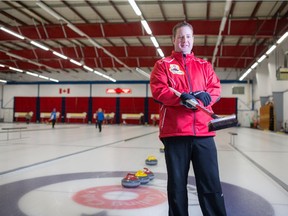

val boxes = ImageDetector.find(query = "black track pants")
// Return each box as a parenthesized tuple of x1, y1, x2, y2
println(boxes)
(162, 136, 227, 216)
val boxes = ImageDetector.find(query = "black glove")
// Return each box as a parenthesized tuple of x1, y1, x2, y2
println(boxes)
(193, 91, 211, 107)
(180, 92, 198, 109)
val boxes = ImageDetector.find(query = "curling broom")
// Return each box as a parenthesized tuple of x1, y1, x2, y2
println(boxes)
(169, 87, 238, 131)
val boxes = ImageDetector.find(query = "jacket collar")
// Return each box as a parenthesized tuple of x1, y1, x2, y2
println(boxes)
(171, 51, 194, 63)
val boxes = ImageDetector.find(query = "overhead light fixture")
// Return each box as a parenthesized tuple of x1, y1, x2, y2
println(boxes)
(106, 76, 116, 82)
(136, 67, 150, 78)
(39, 75, 49, 80)
(150, 36, 159, 48)
(36, 1, 63, 21)
(49, 78, 59, 82)
(157, 48, 164, 58)
(26, 71, 39, 77)
(266, 45, 277, 55)
(239, 29, 286, 81)
(251, 62, 258, 69)
(0, 79, 7, 83)
(93, 70, 104, 76)
(52, 51, 68, 59)
(0, 27, 25, 40)
(141, 20, 152, 35)
(0, 64, 5, 67)
(277, 31, 288, 44)
(257, 55, 267, 63)
(83, 65, 93, 72)
(70, 59, 82, 66)
(30, 41, 49, 51)
(128, 0, 142, 16)
(239, 68, 252, 81)
(9, 67, 23, 73)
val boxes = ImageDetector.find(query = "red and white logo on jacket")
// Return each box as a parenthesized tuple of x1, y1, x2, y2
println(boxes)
(169, 64, 184, 75)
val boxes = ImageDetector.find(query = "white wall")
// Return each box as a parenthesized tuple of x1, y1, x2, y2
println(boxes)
(283, 91, 288, 130)
(92, 83, 148, 97)
(253, 39, 288, 130)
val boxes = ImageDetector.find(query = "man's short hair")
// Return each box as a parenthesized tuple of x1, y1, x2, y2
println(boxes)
(172, 21, 193, 38)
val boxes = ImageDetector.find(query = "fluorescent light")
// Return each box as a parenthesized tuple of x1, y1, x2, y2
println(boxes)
(94, 70, 104, 76)
(36, 1, 63, 21)
(128, 0, 142, 16)
(141, 20, 152, 35)
(0, 79, 7, 83)
(277, 31, 288, 44)
(109, 77, 116, 82)
(70, 59, 82, 66)
(257, 55, 267, 63)
(251, 62, 258, 69)
(52, 51, 68, 59)
(30, 41, 49, 51)
(93, 70, 116, 82)
(39, 75, 49, 80)
(150, 36, 159, 48)
(9, 67, 23, 72)
(49, 78, 59, 82)
(0, 64, 5, 67)
(136, 67, 150, 78)
(266, 45, 277, 55)
(83, 65, 93, 72)
(67, 23, 85, 37)
(102, 74, 110, 79)
(0, 27, 25, 40)
(239, 68, 252, 81)
(157, 48, 164, 57)
(26, 71, 39, 77)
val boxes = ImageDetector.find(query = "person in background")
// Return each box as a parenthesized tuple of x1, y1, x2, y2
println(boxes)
(25, 112, 31, 124)
(50, 108, 57, 129)
(150, 21, 227, 216)
(96, 108, 104, 132)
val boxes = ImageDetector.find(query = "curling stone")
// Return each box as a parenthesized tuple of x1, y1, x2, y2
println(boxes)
(135, 170, 150, 184)
(143, 167, 155, 180)
(159, 146, 165, 153)
(145, 155, 158, 166)
(121, 173, 141, 188)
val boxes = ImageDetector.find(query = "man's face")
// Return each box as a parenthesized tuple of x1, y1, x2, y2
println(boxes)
(173, 26, 193, 54)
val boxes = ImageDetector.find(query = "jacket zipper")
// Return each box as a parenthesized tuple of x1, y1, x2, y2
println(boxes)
(183, 54, 196, 135)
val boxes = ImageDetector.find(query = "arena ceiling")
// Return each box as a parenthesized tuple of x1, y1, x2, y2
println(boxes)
(0, 0, 287, 83)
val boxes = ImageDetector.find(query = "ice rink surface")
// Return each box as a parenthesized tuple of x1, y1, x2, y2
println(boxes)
(0, 123, 287, 216)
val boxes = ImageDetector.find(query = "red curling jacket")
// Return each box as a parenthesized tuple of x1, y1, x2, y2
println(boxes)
(150, 51, 221, 138)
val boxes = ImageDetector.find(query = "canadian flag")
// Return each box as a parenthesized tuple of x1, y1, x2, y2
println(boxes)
(59, 88, 70, 94)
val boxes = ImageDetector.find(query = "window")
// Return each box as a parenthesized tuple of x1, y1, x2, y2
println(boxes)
(232, 86, 244, 94)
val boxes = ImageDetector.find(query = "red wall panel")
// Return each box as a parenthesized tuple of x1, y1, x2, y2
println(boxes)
(92, 97, 117, 123)
(120, 98, 145, 124)
(212, 98, 237, 115)
(148, 98, 161, 124)
(40, 97, 62, 112)
(39, 97, 62, 122)
(14, 97, 37, 122)
(66, 97, 89, 123)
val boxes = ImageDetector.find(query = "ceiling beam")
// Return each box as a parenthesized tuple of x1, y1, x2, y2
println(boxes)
(1, 20, 286, 42)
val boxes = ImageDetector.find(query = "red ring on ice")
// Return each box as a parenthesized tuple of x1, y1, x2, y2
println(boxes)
(72, 185, 167, 209)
